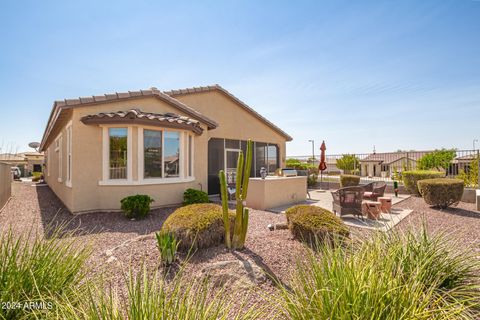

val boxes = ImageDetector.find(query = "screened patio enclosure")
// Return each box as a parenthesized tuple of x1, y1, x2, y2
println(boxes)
(207, 138, 279, 195)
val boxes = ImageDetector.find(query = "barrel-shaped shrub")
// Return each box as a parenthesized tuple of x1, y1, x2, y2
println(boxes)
(161, 204, 234, 251)
(417, 178, 464, 208)
(402, 170, 445, 195)
(286, 205, 349, 246)
(340, 174, 360, 187)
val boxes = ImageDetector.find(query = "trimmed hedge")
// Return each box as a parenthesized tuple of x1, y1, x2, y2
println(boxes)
(161, 204, 234, 251)
(418, 178, 464, 208)
(183, 188, 210, 205)
(340, 174, 360, 187)
(286, 205, 349, 246)
(402, 170, 445, 195)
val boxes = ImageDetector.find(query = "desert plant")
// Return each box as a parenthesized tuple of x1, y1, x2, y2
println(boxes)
(0, 227, 91, 319)
(161, 203, 235, 251)
(57, 267, 263, 320)
(155, 231, 180, 266)
(402, 170, 445, 195)
(183, 188, 210, 205)
(219, 139, 253, 250)
(457, 156, 479, 188)
(277, 227, 480, 319)
(417, 149, 456, 171)
(339, 174, 360, 187)
(285, 205, 349, 246)
(417, 178, 464, 208)
(336, 154, 360, 174)
(120, 194, 154, 219)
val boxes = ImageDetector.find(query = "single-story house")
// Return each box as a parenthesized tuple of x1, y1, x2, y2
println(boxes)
(40, 85, 292, 214)
(359, 152, 429, 177)
(0, 152, 44, 176)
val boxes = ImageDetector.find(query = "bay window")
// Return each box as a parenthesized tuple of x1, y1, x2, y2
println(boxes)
(144, 130, 162, 178)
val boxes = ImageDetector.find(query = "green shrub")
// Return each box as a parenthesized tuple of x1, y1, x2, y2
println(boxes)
(0, 228, 90, 319)
(336, 154, 360, 174)
(183, 188, 210, 205)
(418, 178, 464, 208)
(417, 149, 456, 171)
(31, 171, 42, 182)
(285, 205, 349, 245)
(402, 170, 445, 195)
(457, 157, 479, 188)
(155, 231, 179, 266)
(120, 195, 154, 219)
(277, 227, 480, 319)
(161, 204, 235, 251)
(339, 174, 360, 187)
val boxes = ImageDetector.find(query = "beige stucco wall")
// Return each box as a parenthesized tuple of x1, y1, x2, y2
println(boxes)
(44, 112, 74, 211)
(44, 91, 289, 214)
(0, 162, 12, 210)
(173, 91, 288, 167)
(246, 176, 307, 210)
(68, 97, 210, 213)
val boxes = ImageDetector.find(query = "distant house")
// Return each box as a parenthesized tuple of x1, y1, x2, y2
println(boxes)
(39, 85, 292, 214)
(0, 152, 44, 176)
(359, 152, 429, 177)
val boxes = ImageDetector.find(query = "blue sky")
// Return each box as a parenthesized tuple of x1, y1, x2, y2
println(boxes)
(1, 0, 479, 156)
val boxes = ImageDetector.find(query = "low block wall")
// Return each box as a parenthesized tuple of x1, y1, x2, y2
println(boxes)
(0, 163, 12, 210)
(247, 176, 307, 210)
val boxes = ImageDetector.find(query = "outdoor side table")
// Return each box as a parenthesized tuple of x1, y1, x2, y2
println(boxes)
(362, 200, 382, 220)
(378, 197, 392, 213)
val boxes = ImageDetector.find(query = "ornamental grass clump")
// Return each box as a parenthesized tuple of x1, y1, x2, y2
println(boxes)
(161, 203, 235, 251)
(418, 178, 464, 208)
(155, 231, 180, 266)
(0, 227, 91, 319)
(57, 268, 263, 320)
(402, 170, 445, 195)
(285, 205, 349, 246)
(276, 226, 480, 320)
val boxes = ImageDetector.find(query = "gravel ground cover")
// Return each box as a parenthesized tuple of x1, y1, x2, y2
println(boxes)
(1, 181, 479, 314)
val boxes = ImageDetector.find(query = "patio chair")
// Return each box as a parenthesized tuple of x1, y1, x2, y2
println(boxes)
(331, 186, 364, 219)
(362, 181, 387, 201)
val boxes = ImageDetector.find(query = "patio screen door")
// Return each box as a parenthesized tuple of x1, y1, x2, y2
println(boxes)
(225, 149, 241, 185)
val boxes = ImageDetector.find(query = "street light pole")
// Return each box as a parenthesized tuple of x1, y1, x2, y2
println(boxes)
(308, 140, 315, 164)
(473, 139, 478, 151)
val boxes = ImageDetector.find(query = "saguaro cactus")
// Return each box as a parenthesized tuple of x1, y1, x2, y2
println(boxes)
(219, 139, 253, 250)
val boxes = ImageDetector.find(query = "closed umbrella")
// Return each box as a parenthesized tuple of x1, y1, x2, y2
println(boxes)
(319, 141, 327, 188)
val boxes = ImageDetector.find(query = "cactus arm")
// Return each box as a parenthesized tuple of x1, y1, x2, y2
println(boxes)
(219, 170, 231, 249)
(240, 208, 249, 245)
(235, 151, 244, 199)
(241, 140, 253, 200)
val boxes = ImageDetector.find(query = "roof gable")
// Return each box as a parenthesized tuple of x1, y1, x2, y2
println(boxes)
(164, 84, 293, 141)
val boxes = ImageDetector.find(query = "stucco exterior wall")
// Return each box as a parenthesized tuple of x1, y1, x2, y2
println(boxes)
(44, 112, 74, 211)
(0, 163, 12, 210)
(69, 97, 209, 213)
(173, 91, 288, 167)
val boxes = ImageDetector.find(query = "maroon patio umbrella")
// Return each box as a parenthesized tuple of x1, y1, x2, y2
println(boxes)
(319, 141, 327, 188)
(319, 141, 327, 171)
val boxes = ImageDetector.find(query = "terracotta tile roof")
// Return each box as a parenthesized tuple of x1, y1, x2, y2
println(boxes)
(81, 109, 204, 135)
(163, 84, 293, 141)
(40, 87, 218, 150)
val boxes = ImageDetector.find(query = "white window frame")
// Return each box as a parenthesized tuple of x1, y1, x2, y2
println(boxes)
(136, 126, 194, 185)
(99, 126, 133, 185)
(55, 134, 62, 182)
(65, 121, 72, 187)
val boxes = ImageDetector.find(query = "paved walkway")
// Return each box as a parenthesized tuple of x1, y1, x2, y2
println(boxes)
(270, 191, 412, 231)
